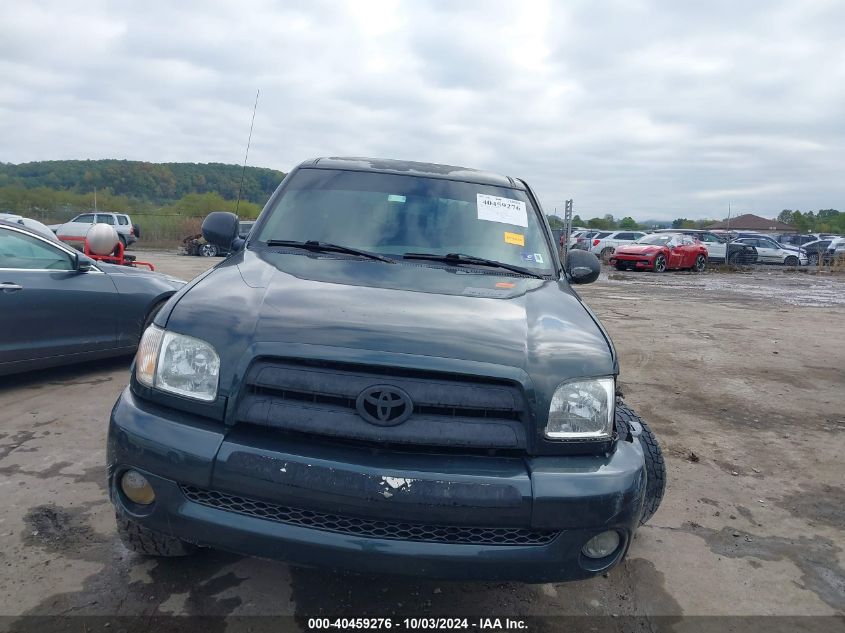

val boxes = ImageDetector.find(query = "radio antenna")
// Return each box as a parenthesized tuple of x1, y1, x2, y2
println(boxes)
(235, 89, 260, 216)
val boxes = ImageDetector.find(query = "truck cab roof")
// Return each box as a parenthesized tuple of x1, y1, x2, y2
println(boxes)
(299, 157, 524, 190)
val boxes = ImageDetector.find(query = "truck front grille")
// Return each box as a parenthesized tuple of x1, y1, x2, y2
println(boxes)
(181, 485, 557, 546)
(236, 358, 530, 451)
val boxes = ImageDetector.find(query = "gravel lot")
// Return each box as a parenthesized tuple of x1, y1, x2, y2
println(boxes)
(1, 251, 843, 627)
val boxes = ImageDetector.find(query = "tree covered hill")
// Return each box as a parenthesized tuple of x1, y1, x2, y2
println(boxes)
(0, 159, 285, 205)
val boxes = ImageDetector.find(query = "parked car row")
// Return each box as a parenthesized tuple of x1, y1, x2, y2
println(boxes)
(731, 236, 807, 266)
(562, 227, 842, 268)
(777, 232, 840, 247)
(716, 230, 845, 266)
(564, 229, 757, 264)
(590, 228, 810, 272)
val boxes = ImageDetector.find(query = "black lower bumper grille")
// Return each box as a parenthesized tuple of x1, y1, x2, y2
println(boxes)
(181, 485, 557, 546)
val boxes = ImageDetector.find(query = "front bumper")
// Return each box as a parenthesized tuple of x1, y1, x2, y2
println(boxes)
(609, 255, 654, 269)
(108, 387, 647, 583)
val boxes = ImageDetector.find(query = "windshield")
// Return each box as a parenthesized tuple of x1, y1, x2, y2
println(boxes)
(637, 234, 674, 245)
(255, 168, 554, 271)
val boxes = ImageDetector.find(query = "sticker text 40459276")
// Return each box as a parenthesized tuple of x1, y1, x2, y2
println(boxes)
(476, 194, 528, 227)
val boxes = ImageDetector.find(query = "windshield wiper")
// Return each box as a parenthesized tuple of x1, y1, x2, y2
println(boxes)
(266, 240, 394, 263)
(403, 252, 545, 279)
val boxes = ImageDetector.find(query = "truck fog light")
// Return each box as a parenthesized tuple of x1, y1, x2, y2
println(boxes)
(121, 470, 155, 505)
(582, 531, 620, 559)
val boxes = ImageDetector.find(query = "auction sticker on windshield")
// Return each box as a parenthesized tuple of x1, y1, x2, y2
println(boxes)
(477, 194, 527, 227)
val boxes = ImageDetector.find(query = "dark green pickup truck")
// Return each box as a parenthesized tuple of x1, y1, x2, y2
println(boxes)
(107, 157, 665, 582)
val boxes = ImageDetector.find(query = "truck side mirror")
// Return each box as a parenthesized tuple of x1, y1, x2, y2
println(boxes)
(566, 249, 601, 284)
(202, 212, 239, 250)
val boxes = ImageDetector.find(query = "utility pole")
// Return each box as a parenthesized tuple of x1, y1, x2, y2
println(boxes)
(726, 203, 733, 265)
(562, 199, 574, 264)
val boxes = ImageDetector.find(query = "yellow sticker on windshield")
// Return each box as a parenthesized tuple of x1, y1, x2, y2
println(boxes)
(504, 232, 525, 246)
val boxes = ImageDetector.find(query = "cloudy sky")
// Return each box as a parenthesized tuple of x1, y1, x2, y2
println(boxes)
(1, 0, 843, 220)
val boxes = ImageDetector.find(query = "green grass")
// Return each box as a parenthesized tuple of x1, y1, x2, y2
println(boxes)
(132, 214, 203, 247)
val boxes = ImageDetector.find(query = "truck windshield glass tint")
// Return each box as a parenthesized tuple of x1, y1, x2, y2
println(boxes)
(256, 169, 553, 271)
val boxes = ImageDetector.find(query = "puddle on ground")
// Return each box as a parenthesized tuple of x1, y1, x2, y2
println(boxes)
(600, 269, 845, 307)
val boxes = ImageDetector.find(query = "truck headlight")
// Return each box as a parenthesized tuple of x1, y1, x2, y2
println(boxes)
(135, 326, 220, 402)
(546, 378, 614, 440)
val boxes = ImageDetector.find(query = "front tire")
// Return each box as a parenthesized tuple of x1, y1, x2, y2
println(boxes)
(653, 254, 667, 273)
(785, 255, 799, 267)
(199, 243, 218, 257)
(600, 247, 615, 262)
(116, 512, 195, 557)
(141, 299, 167, 335)
(693, 254, 706, 272)
(615, 403, 666, 525)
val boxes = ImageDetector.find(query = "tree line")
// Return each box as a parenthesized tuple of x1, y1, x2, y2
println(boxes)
(776, 209, 844, 234)
(0, 160, 286, 223)
(0, 159, 284, 206)
(547, 214, 647, 231)
(547, 210, 843, 234)
(547, 213, 685, 231)
(0, 185, 265, 224)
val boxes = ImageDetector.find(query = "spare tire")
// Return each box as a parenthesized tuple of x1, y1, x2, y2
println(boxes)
(133, 224, 142, 239)
(615, 402, 666, 525)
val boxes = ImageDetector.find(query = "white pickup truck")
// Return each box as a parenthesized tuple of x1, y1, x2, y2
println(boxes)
(49, 212, 139, 248)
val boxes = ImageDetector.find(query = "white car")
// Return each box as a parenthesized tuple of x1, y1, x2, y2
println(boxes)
(733, 236, 808, 265)
(563, 229, 590, 248)
(49, 212, 139, 247)
(0, 213, 60, 242)
(589, 231, 647, 260)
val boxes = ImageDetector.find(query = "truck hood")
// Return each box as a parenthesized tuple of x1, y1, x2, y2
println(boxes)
(163, 249, 616, 399)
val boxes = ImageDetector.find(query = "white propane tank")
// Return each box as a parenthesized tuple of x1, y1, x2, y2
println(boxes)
(87, 223, 120, 255)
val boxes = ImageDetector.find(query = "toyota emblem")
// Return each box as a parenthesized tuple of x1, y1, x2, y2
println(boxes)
(355, 385, 413, 426)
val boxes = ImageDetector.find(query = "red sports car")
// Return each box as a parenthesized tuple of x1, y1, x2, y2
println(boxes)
(609, 233, 708, 272)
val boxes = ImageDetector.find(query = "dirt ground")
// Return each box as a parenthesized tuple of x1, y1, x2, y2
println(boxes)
(0, 251, 843, 628)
